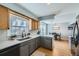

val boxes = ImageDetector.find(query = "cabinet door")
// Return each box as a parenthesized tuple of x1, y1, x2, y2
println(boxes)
(35, 21, 37, 30)
(37, 21, 39, 29)
(20, 44, 29, 56)
(40, 37, 52, 50)
(0, 6, 9, 29)
(35, 37, 41, 49)
(31, 20, 35, 30)
(40, 37, 45, 47)
(31, 20, 39, 30)
(0, 45, 20, 56)
(29, 39, 36, 55)
(44, 37, 52, 50)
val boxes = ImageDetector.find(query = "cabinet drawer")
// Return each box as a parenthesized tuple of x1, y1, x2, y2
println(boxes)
(20, 41, 29, 46)
(40, 37, 52, 50)
(29, 43, 36, 55)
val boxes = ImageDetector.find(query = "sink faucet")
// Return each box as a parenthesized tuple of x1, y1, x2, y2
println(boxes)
(21, 30, 26, 38)
(22, 32, 24, 38)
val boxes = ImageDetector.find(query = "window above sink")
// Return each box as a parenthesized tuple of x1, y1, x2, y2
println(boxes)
(8, 13, 29, 36)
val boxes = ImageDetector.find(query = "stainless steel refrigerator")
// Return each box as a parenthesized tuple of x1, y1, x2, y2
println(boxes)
(71, 21, 79, 55)
(71, 15, 79, 56)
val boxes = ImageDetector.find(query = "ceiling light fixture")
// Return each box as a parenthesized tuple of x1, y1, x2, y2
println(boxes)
(47, 0, 51, 5)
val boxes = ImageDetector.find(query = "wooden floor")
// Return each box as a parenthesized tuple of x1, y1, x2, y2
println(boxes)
(31, 39, 72, 56)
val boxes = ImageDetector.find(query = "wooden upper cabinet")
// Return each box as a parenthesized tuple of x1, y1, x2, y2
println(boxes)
(35, 21, 39, 30)
(0, 6, 9, 29)
(31, 20, 34, 30)
(37, 21, 39, 29)
(31, 19, 39, 30)
(35, 21, 37, 29)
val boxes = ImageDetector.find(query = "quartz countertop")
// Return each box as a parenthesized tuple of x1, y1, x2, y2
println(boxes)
(0, 35, 40, 50)
(0, 35, 54, 51)
(40, 35, 54, 37)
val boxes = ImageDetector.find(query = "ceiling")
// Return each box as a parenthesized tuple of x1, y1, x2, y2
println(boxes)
(18, 3, 79, 24)
(18, 3, 64, 17)
(18, 3, 79, 17)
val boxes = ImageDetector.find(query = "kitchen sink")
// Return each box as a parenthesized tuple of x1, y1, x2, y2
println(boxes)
(25, 37, 31, 39)
(16, 37, 31, 41)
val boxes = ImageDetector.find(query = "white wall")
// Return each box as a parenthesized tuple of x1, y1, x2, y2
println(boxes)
(52, 23, 69, 36)
(49, 23, 70, 40)
(54, 13, 77, 24)
(0, 30, 8, 43)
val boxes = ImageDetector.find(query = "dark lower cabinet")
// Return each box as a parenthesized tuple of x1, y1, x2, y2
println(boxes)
(29, 39, 36, 55)
(20, 38, 41, 56)
(20, 45, 29, 56)
(0, 45, 20, 56)
(40, 36, 52, 50)
(35, 37, 41, 49)
(20, 41, 29, 56)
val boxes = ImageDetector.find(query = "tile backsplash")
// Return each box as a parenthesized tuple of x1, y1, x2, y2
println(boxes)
(29, 30, 39, 36)
(0, 30, 8, 42)
(0, 29, 39, 43)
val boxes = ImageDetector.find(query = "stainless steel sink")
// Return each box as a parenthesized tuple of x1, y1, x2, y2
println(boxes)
(16, 37, 31, 41)
(24, 37, 31, 39)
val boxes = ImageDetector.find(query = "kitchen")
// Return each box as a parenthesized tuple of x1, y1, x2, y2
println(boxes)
(0, 3, 79, 56)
